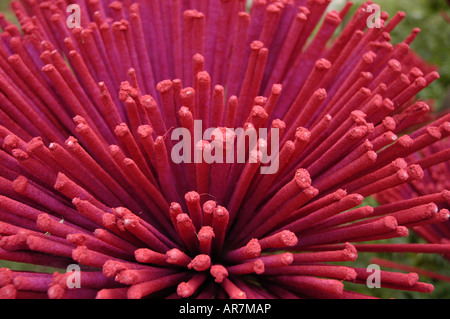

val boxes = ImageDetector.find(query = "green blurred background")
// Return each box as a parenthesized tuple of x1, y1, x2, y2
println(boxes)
(331, 0, 450, 299)
(340, 0, 450, 112)
(0, 0, 449, 299)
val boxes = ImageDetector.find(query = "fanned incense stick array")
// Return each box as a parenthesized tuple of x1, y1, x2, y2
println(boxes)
(0, 0, 449, 299)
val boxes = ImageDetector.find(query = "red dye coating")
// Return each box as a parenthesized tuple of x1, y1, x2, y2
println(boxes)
(116, 268, 178, 286)
(187, 254, 211, 272)
(211, 205, 229, 256)
(197, 226, 214, 255)
(227, 259, 265, 275)
(210, 264, 228, 283)
(134, 248, 168, 266)
(177, 273, 207, 298)
(176, 213, 199, 254)
(224, 238, 261, 263)
(127, 273, 190, 299)
(165, 248, 192, 268)
(185, 191, 203, 231)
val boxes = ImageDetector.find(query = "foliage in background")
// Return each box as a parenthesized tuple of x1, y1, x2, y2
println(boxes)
(0, 1, 16, 24)
(336, 0, 450, 299)
(337, 0, 450, 299)
(348, 0, 450, 111)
